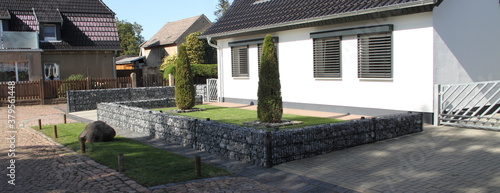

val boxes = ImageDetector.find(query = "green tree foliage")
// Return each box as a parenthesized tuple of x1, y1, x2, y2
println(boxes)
(184, 32, 216, 64)
(214, 0, 231, 21)
(161, 54, 178, 80)
(116, 19, 144, 56)
(163, 64, 217, 80)
(175, 44, 196, 110)
(258, 35, 283, 123)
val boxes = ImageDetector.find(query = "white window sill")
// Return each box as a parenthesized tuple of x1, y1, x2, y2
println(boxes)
(315, 78, 342, 81)
(359, 78, 393, 82)
(41, 40, 62, 43)
(232, 77, 250, 80)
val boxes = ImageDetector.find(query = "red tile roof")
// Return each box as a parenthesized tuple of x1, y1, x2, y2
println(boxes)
(1, 0, 120, 51)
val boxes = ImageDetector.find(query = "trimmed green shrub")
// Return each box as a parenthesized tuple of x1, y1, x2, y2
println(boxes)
(59, 74, 87, 97)
(163, 64, 217, 79)
(175, 44, 196, 110)
(67, 74, 86, 80)
(257, 35, 283, 123)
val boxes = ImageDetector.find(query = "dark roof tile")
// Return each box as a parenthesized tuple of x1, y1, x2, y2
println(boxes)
(203, 0, 436, 37)
(34, 8, 63, 23)
(0, 7, 10, 19)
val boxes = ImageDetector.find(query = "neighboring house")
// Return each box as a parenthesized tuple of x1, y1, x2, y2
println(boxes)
(200, 0, 500, 123)
(115, 55, 145, 79)
(0, 0, 120, 81)
(116, 55, 145, 70)
(140, 14, 212, 75)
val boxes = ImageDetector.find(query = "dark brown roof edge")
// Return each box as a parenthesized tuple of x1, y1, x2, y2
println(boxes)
(201, 0, 436, 39)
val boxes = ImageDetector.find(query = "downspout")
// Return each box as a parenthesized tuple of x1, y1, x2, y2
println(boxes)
(113, 50, 117, 77)
(207, 36, 224, 102)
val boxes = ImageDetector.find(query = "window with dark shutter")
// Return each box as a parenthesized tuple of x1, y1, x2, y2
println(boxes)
(231, 46, 249, 77)
(358, 33, 392, 78)
(313, 36, 341, 78)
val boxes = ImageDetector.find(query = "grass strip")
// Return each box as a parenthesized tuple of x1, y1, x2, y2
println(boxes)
(156, 105, 345, 129)
(37, 123, 230, 187)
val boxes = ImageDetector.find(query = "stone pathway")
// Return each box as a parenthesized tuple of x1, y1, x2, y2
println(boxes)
(2, 104, 499, 193)
(0, 105, 149, 192)
(276, 126, 500, 192)
(0, 105, 296, 192)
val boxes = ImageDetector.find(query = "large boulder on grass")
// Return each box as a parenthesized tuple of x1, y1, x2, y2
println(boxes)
(78, 121, 116, 143)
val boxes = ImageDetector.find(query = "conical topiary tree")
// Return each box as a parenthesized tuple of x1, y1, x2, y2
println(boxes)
(257, 35, 283, 123)
(175, 44, 195, 110)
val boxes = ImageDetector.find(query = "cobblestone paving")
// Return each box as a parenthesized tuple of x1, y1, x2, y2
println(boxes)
(151, 177, 284, 193)
(5, 104, 498, 193)
(0, 105, 286, 192)
(0, 105, 150, 192)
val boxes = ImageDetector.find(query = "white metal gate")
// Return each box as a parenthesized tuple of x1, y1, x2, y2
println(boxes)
(435, 81, 500, 130)
(207, 79, 218, 102)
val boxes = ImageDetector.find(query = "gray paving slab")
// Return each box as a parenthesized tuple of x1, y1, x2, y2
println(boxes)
(66, 104, 500, 192)
(275, 126, 500, 193)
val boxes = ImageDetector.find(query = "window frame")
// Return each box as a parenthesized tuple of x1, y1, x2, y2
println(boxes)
(43, 62, 60, 80)
(312, 36, 342, 79)
(231, 45, 249, 78)
(357, 33, 393, 79)
(43, 24, 58, 42)
(0, 61, 29, 82)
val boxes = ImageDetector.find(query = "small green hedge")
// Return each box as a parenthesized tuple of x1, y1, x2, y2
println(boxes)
(163, 64, 217, 80)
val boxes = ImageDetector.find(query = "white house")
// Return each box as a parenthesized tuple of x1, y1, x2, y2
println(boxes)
(200, 0, 500, 124)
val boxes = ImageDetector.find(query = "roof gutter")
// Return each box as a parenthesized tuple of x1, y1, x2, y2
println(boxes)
(206, 36, 224, 102)
(200, 0, 436, 39)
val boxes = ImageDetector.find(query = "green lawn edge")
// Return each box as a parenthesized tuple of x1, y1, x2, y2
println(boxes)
(156, 105, 345, 129)
(36, 123, 231, 187)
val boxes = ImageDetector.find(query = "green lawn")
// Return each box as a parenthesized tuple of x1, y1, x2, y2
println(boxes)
(156, 105, 344, 129)
(37, 123, 230, 187)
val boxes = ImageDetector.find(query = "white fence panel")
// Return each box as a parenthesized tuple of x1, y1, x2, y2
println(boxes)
(435, 81, 499, 130)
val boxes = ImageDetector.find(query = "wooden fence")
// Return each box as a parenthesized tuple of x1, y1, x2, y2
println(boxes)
(0, 77, 131, 104)
(141, 74, 168, 87)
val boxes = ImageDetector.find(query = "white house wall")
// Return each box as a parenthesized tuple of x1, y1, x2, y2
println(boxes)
(218, 13, 435, 115)
(433, 0, 500, 84)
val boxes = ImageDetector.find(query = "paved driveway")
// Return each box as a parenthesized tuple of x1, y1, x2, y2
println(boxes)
(275, 126, 500, 193)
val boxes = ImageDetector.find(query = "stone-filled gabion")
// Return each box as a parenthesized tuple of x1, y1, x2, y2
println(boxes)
(68, 86, 207, 112)
(98, 100, 423, 168)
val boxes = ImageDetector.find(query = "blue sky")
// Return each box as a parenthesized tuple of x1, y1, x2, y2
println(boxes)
(102, 0, 223, 40)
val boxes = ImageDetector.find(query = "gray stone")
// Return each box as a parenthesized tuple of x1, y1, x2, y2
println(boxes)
(79, 121, 116, 143)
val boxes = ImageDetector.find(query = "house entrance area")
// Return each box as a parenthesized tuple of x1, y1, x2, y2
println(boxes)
(435, 81, 499, 130)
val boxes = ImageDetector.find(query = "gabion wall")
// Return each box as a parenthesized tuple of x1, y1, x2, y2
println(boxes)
(68, 86, 206, 112)
(97, 102, 422, 167)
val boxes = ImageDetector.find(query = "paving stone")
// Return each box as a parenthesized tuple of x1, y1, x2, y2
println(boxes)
(0, 105, 150, 193)
(2, 104, 498, 193)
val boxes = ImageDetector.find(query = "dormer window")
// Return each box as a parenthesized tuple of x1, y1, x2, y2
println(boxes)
(43, 24, 58, 41)
(34, 8, 63, 42)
